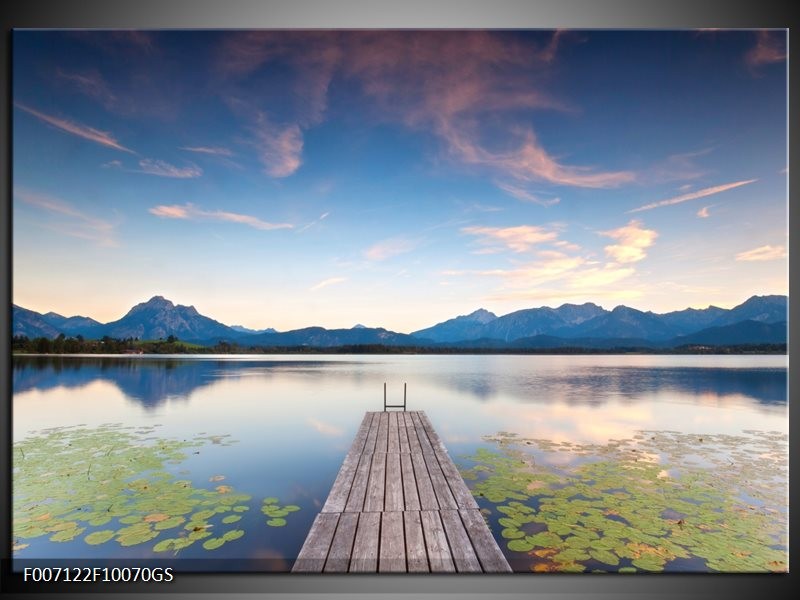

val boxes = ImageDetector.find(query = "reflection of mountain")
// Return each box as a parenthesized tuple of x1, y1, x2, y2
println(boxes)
(12, 357, 220, 408)
(419, 366, 787, 407)
(12, 357, 786, 410)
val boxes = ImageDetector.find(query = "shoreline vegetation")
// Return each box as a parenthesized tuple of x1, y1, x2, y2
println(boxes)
(11, 335, 786, 356)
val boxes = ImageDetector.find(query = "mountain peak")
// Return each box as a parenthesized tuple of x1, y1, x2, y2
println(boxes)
(352, 324, 367, 329)
(464, 308, 497, 323)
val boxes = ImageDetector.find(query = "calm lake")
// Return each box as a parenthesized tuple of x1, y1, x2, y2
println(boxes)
(12, 354, 788, 572)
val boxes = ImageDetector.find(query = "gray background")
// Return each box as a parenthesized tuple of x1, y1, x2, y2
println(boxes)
(1, 1, 794, 598)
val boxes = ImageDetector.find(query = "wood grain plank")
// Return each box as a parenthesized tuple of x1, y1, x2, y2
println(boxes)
(410, 451, 438, 511)
(404, 412, 423, 454)
(363, 452, 387, 512)
(387, 411, 400, 453)
(384, 452, 404, 512)
(403, 511, 429, 572)
(418, 412, 448, 454)
(439, 510, 482, 572)
(344, 452, 373, 513)
(375, 411, 389, 453)
(400, 453, 421, 511)
(321, 413, 373, 513)
(459, 509, 513, 573)
(410, 412, 436, 455)
(420, 510, 455, 573)
(422, 451, 458, 509)
(292, 512, 340, 572)
(379, 512, 406, 572)
(363, 411, 380, 454)
(350, 512, 380, 572)
(323, 512, 359, 572)
(434, 449, 479, 510)
(397, 411, 410, 453)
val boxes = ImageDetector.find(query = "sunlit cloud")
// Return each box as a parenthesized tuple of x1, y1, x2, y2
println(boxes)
(600, 220, 658, 264)
(14, 103, 135, 153)
(495, 181, 560, 206)
(628, 179, 757, 213)
(568, 264, 636, 288)
(57, 69, 118, 111)
(462, 225, 558, 253)
(180, 146, 234, 157)
(15, 188, 118, 247)
(735, 245, 786, 262)
(138, 159, 202, 178)
(364, 237, 419, 261)
(697, 206, 711, 218)
(149, 202, 293, 231)
(745, 30, 786, 68)
(310, 277, 347, 292)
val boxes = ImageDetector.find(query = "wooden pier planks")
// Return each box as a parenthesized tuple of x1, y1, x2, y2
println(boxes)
(293, 411, 511, 573)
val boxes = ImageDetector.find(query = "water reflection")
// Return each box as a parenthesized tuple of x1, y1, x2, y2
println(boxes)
(12, 355, 787, 409)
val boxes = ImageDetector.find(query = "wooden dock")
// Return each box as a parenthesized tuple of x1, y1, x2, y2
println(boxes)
(292, 411, 512, 573)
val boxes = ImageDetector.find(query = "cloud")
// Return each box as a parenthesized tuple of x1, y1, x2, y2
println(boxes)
(628, 179, 757, 213)
(364, 237, 419, 261)
(14, 103, 135, 153)
(310, 277, 347, 292)
(600, 220, 658, 264)
(149, 202, 293, 231)
(735, 245, 786, 262)
(495, 181, 560, 206)
(137, 159, 202, 178)
(15, 189, 118, 247)
(697, 206, 711, 218)
(253, 120, 303, 177)
(646, 148, 712, 183)
(462, 225, 558, 253)
(180, 146, 234, 157)
(745, 30, 786, 68)
(307, 418, 344, 437)
(298, 211, 331, 233)
(57, 69, 118, 111)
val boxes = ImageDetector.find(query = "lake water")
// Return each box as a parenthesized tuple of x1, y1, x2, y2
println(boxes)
(12, 354, 788, 572)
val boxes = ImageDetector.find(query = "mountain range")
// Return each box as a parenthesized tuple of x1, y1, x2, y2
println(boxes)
(12, 294, 788, 349)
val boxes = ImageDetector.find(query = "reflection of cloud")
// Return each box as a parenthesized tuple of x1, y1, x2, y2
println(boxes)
(629, 179, 757, 213)
(600, 220, 658, 264)
(15, 103, 135, 153)
(735, 245, 786, 262)
(149, 202, 293, 231)
(307, 418, 344, 437)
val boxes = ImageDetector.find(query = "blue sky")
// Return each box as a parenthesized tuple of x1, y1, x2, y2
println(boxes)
(12, 30, 787, 332)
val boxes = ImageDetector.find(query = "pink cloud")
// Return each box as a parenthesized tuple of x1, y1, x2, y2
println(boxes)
(149, 203, 293, 231)
(735, 245, 786, 262)
(462, 225, 558, 253)
(629, 179, 757, 213)
(15, 103, 134, 153)
(138, 159, 202, 178)
(746, 30, 786, 68)
(495, 181, 560, 206)
(364, 237, 418, 261)
(180, 146, 234, 157)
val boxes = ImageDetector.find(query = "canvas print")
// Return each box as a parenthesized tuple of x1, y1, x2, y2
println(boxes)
(11, 30, 787, 573)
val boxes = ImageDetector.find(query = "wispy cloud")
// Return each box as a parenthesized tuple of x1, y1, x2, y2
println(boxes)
(307, 418, 344, 437)
(57, 69, 118, 111)
(646, 148, 712, 183)
(600, 220, 658, 264)
(495, 181, 560, 206)
(735, 245, 786, 262)
(298, 211, 331, 233)
(149, 202, 293, 231)
(15, 189, 118, 247)
(745, 30, 786, 68)
(15, 103, 134, 153)
(628, 179, 757, 213)
(364, 237, 419, 261)
(138, 159, 202, 178)
(697, 206, 711, 218)
(310, 277, 346, 292)
(462, 225, 558, 253)
(180, 146, 234, 157)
